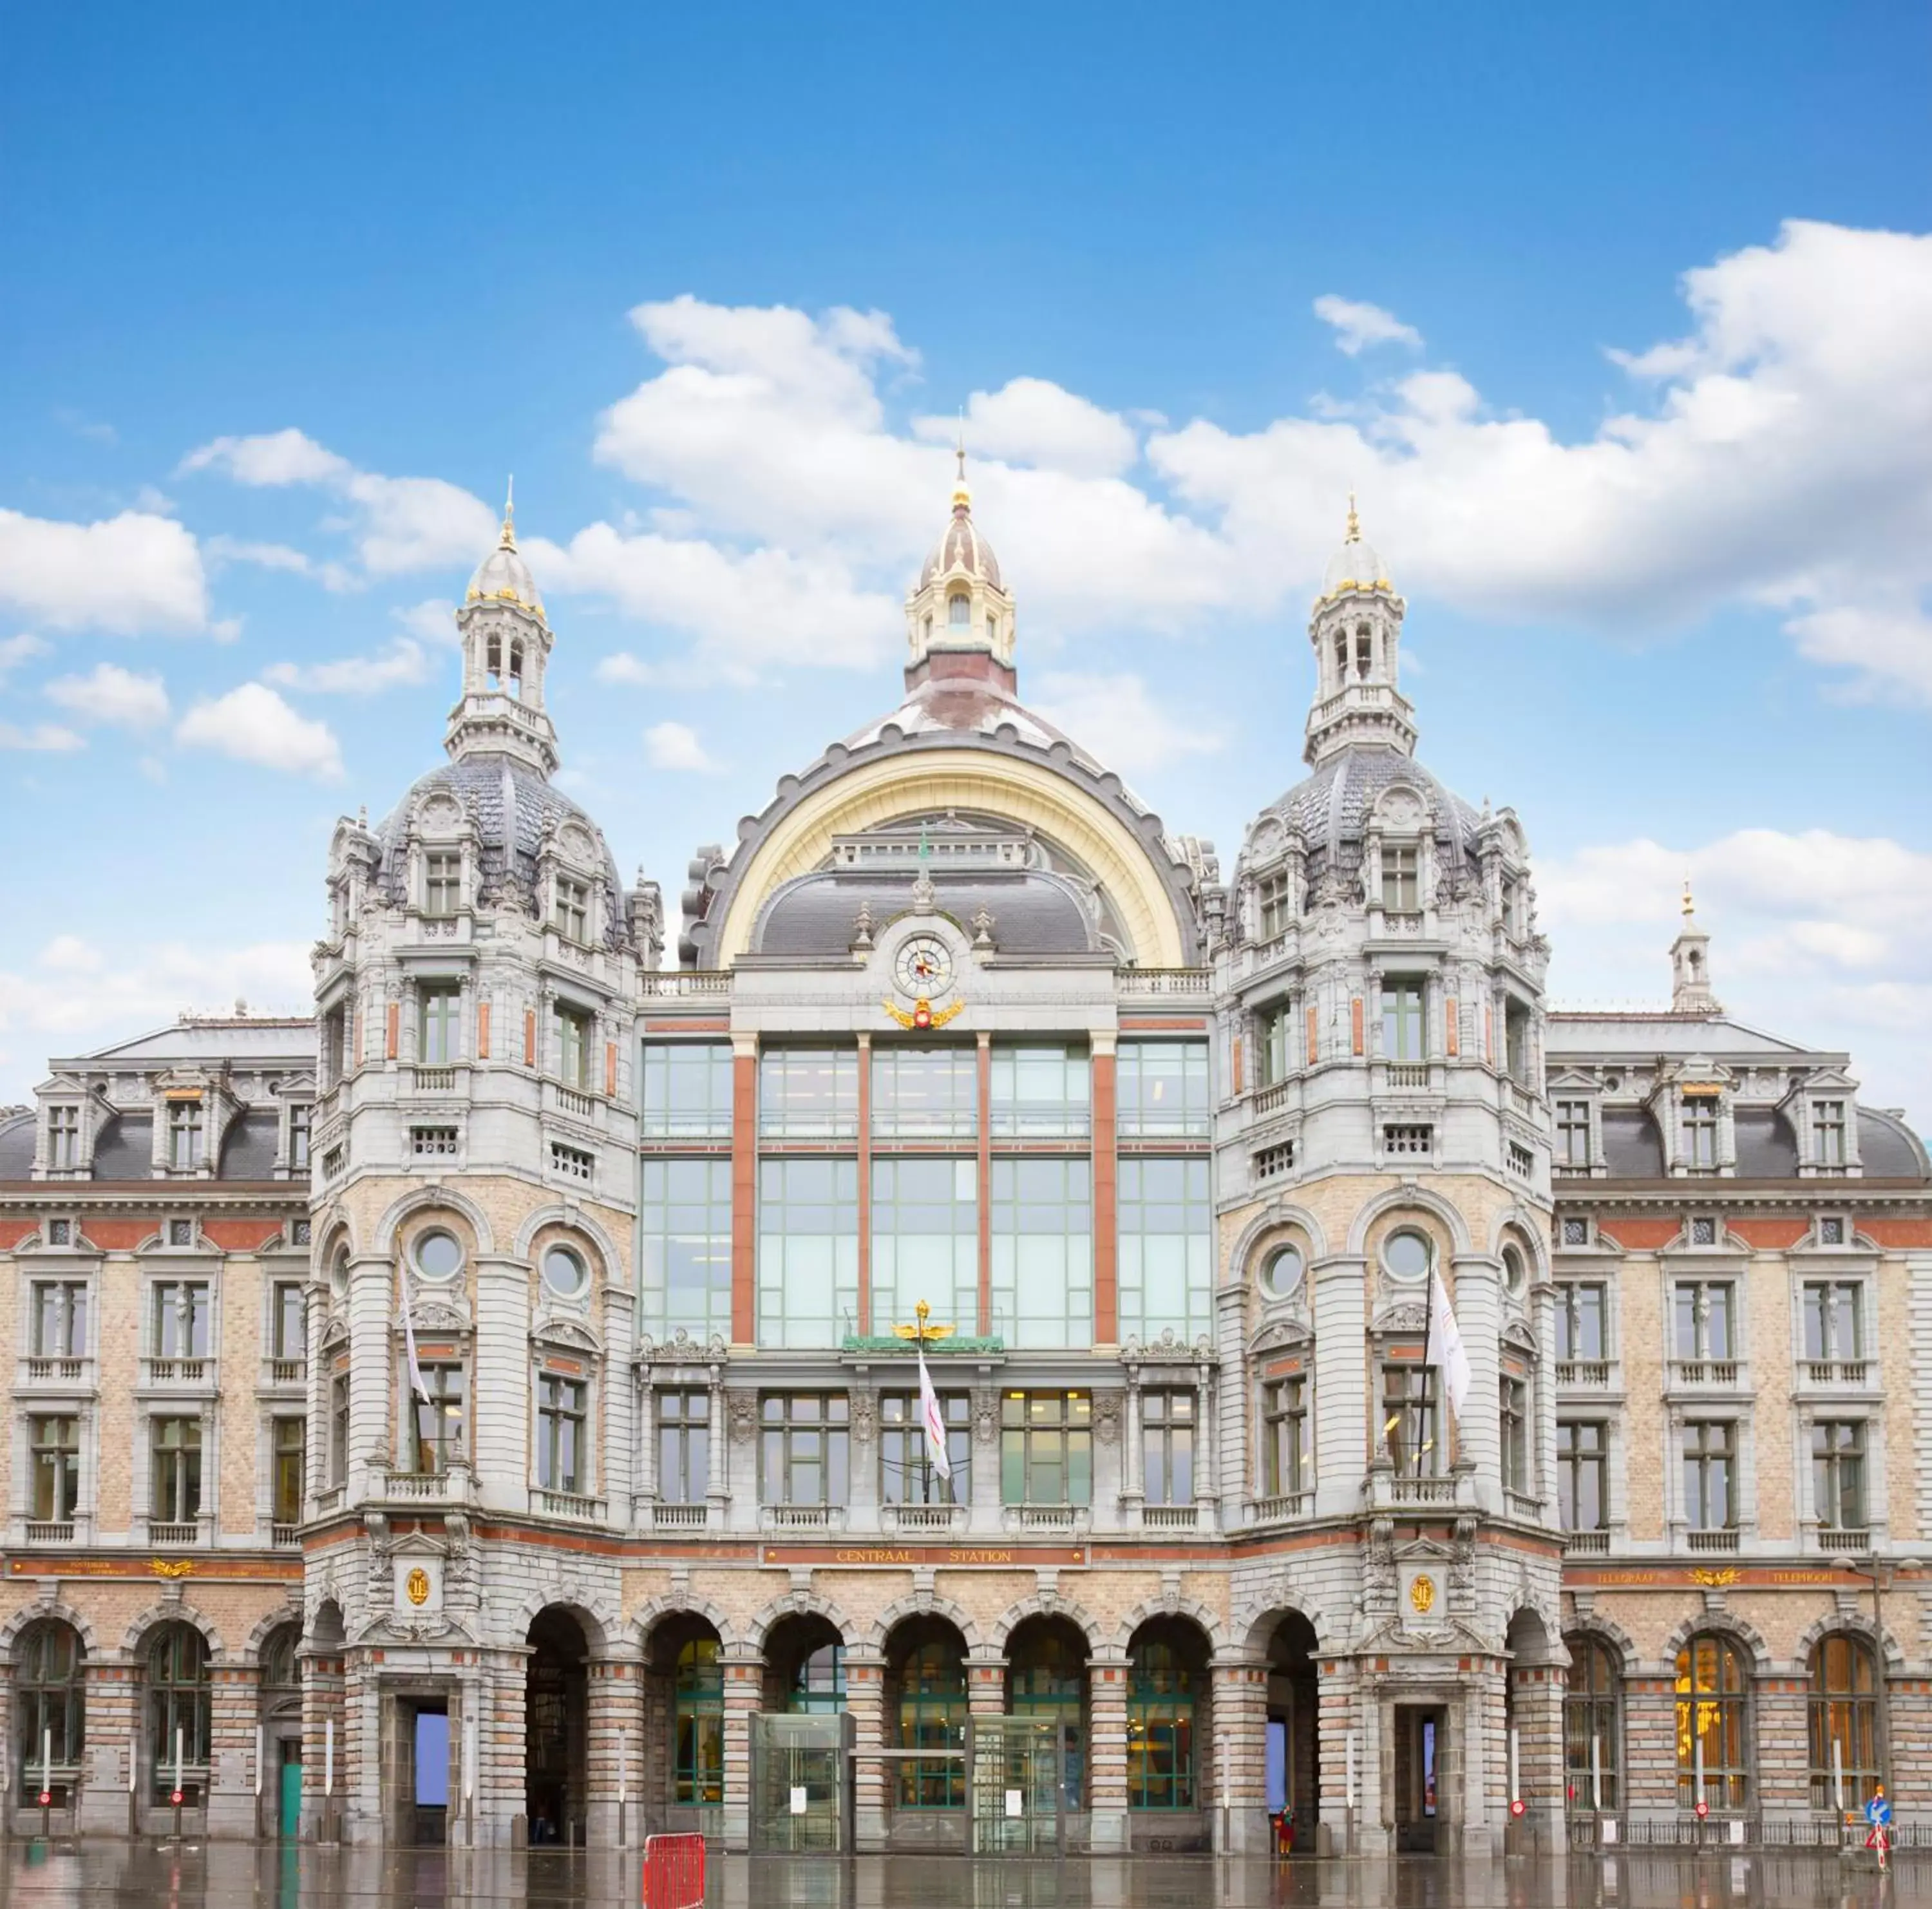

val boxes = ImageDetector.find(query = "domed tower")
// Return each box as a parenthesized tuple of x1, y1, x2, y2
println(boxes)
(1211, 504, 1562, 1857)
(903, 450, 1018, 692)
(305, 494, 659, 1848)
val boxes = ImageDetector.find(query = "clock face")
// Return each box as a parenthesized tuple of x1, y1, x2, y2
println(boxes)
(895, 935, 952, 997)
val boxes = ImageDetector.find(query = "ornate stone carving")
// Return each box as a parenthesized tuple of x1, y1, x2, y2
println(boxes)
(1094, 1392, 1122, 1447)
(727, 1392, 757, 1445)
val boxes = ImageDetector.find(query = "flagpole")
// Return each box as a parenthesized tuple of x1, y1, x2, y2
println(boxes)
(1417, 1263, 1435, 1481)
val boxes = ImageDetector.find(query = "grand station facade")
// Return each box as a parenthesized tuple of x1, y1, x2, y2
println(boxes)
(0, 478, 1927, 1856)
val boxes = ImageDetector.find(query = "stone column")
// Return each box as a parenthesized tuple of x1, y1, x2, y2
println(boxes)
(1214, 1284, 1249, 1520)
(1194, 1360, 1218, 1534)
(705, 1363, 729, 1518)
(1086, 1648, 1130, 1853)
(586, 1646, 644, 1847)
(346, 1254, 393, 1503)
(1119, 1362, 1144, 1524)
(719, 1647, 762, 1851)
(1092, 1034, 1118, 1348)
(634, 1367, 658, 1519)
(1312, 1256, 1367, 1519)
(1315, 1659, 1370, 1856)
(971, 1383, 1003, 1537)
(846, 1650, 889, 1851)
(967, 1648, 1005, 1725)
(299, 1640, 346, 1841)
(1532, 1276, 1558, 1526)
(602, 1286, 637, 1523)
(1753, 1673, 1812, 1827)
(1211, 1651, 1269, 1852)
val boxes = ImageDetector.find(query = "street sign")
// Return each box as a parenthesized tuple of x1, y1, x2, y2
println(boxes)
(1510, 1798, 1526, 1819)
(1694, 1800, 1709, 1820)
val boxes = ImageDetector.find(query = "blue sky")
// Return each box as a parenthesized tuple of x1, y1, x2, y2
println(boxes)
(3, 1, 1929, 1117)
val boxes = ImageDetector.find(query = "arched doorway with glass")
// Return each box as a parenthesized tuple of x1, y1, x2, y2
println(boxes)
(12, 1618, 84, 1831)
(1676, 1631, 1753, 1815)
(884, 1615, 968, 1849)
(1261, 1611, 1319, 1848)
(256, 1622, 303, 1838)
(764, 1613, 847, 1714)
(142, 1620, 212, 1829)
(1125, 1616, 1212, 1852)
(753, 1613, 851, 1853)
(645, 1613, 724, 1838)
(1564, 1633, 1622, 1819)
(526, 1606, 592, 1845)
(1005, 1615, 1088, 1819)
(1809, 1631, 1882, 1813)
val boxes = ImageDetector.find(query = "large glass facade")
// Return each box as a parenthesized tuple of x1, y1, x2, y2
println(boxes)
(872, 1046, 977, 1139)
(1116, 1041, 1210, 1138)
(639, 1158, 733, 1336)
(989, 1045, 1090, 1137)
(1117, 1157, 1212, 1343)
(989, 1158, 1092, 1348)
(871, 1157, 978, 1336)
(757, 1159, 859, 1347)
(640, 1043, 733, 1138)
(759, 1049, 859, 1139)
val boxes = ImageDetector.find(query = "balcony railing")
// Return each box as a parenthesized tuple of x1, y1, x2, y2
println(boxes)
(374, 1465, 472, 1505)
(24, 1521, 74, 1545)
(24, 1358, 86, 1384)
(408, 1065, 457, 1093)
(271, 1523, 300, 1549)
(1249, 1492, 1312, 1526)
(1251, 1081, 1293, 1117)
(1670, 1360, 1741, 1388)
(144, 1358, 210, 1385)
(882, 1502, 966, 1534)
(1005, 1503, 1090, 1535)
(553, 1085, 596, 1121)
(1385, 1063, 1430, 1090)
(1142, 1504, 1198, 1531)
(1564, 1529, 1611, 1555)
(761, 1505, 842, 1534)
(1505, 1490, 1544, 1522)
(146, 1520, 200, 1546)
(1803, 1360, 1871, 1387)
(639, 971, 732, 996)
(1390, 1476, 1458, 1505)
(536, 1488, 604, 1523)
(1817, 1526, 1871, 1553)
(1686, 1528, 1741, 1553)
(1117, 969, 1213, 996)
(650, 1501, 710, 1531)
(1556, 1361, 1613, 1388)
(267, 1358, 305, 1386)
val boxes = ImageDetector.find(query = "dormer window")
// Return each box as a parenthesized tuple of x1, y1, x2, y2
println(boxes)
(1556, 1101, 1591, 1169)
(289, 1105, 312, 1171)
(1381, 846, 1419, 913)
(1681, 1096, 1719, 1171)
(553, 875, 590, 944)
(46, 1105, 80, 1172)
(167, 1101, 204, 1172)
(424, 851, 460, 918)
(948, 592, 970, 629)
(1257, 873, 1291, 940)
(1812, 1100, 1848, 1168)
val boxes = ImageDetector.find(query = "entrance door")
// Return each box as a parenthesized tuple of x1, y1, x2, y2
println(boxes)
(278, 1739, 303, 1838)
(968, 1716, 1065, 1854)
(1393, 1707, 1444, 1853)
(750, 1712, 851, 1852)
(413, 1707, 450, 1846)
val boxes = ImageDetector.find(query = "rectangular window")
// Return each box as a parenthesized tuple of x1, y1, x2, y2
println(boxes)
(31, 1280, 88, 1358)
(759, 1394, 849, 1506)
(167, 1100, 204, 1170)
(289, 1103, 312, 1170)
(757, 1157, 859, 1347)
(552, 1003, 591, 1090)
(423, 850, 460, 917)
(1813, 1421, 1866, 1531)
(871, 1157, 978, 1340)
(1681, 1097, 1719, 1170)
(1256, 873, 1292, 940)
(150, 1417, 202, 1523)
(657, 1389, 710, 1504)
(322, 1006, 346, 1083)
(1381, 844, 1419, 912)
(272, 1416, 305, 1522)
(1812, 1100, 1847, 1168)
(418, 985, 461, 1066)
(30, 1414, 80, 1522)
(758, 1047, 859, 1139)
(1674, 1280, 1735, 1362)
(1381, 1362, 1441, 1477)
(989, 1157, 1092, 1350)
(536, 1376, 587, 1494)
(412, 1363, 466, 1474)
(1381, 981, 1425, 1061)
(639, 1043, 733, 1138)
(1556, 1101, 1591, 1169)
(1803, 1281, 1862, 1362)
(989, 1044, 1089, 1138)
(1117, 1157, 1212, 1344)
(639, 1157, 733, 1338)
(880, 1391, 970, 1504)
(330, 1373, 349, 1484)
(1255, 1002, 1293, 1089)
(1501, 1376, 1530, 1494)
(271, 1282, 307, 1361)
(1682, 1421, 1736, 1530)
(551, 875, 590, 944)
(872, 1045, 978, 1139)
(46, 1105, 80, 1171)
(1142, 1389, 1195, 1505)
(151, 1282, 211, 1359)
(1557, 1283, 1605, 1362)
(1116, 1040, 1210, 1137)
(1557, 1421, 1607, 1532)
(1000, 1391, 1092, 1506)
(1261, 1375, 1308, 1498)
(1505, 1003, 1532, 1086)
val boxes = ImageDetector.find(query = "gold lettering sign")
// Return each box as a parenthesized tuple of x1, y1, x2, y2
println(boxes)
(406, 1567, 431, 1607)
(1409, 1573, 1437, 1615)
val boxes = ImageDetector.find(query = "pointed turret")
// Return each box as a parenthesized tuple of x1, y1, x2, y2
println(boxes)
(446, 481, 559, 775)
(1304, 496, 1416, 765)
(1671, 877, 1720, 1014)
(903, 448, 1018, 694)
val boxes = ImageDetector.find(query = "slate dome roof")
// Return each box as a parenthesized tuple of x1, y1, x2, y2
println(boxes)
(917, 487, 1003, 592)
(1255, 743, 1483, 891)
(466, 521, 545, 618)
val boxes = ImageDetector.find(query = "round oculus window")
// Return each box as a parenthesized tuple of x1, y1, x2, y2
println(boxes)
(329, 1249, 350, 1297)
(1502, 1244, 1528, 1293)
(1382, 1228, 1431, 1282)
(542, 1244, 589, 1298)
(412, 1228, 463, 1282)
(1260, 1244, 1305, 1300)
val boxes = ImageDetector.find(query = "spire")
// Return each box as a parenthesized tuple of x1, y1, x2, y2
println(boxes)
(1345, 489, 1360, 542)
(501, 474, 516, 549)
(1670, 874, 1719, 1015)
(905, 447, 1016, 691)
(449, 492, 558, 776)
(1304, 495, 1414, 765)
(1682, 873, 1696, 918)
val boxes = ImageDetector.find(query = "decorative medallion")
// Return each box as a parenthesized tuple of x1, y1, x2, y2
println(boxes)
(405, 1567, 431, 1607)
(883, 994, 965, 1031)
(1408, 1573, 1437, 1616)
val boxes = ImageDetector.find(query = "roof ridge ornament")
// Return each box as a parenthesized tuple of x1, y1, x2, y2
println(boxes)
(501, 475, 516, 549)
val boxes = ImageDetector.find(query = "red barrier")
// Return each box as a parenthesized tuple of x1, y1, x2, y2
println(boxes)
(643, 1832, 706, 1909)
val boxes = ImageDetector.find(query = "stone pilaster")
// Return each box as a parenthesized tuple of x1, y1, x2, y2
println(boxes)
(719, 1647, 761, 1850)
(1211, 1651, 1269, 1852)
(1312, 1256, 1367, 1517)
(472, 1257, 529, 1516)
(1086, 1647, 1129, 1853)
(586, 1647, 643, 1847)
(846, 1651, 889, 1850)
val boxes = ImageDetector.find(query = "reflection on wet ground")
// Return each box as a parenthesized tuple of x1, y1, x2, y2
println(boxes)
(0, 1844, 1922, 1909)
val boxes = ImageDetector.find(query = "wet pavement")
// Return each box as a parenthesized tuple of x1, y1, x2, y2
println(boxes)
(0, 1844, 1922, 1909)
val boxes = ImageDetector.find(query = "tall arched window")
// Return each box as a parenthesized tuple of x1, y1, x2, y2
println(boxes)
(1127, 1630, 1199, 1809)
(947, 591, 970, 628)
(1564, 1634, 1620, 1811)
(1809, 1633, 1881, 1810)
(673, 1637, 723, 1805)
(15, 1620, 84, 1801)
(1676, 1632, 1750, 1809)
(787, 1638, 846, 1714)
(147, 1622, 211, 1803)
(1008, 1622, 1086, 1809)
(895, 1635, 967, 1808)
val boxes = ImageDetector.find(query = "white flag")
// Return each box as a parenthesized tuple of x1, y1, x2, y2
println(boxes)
(917, 1342, 952, 1481)
(1430, 1271, 1472, 1421)
(402, 1299, 431, 1404)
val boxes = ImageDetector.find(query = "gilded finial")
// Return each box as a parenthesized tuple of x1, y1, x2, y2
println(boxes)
(1683, 871, 1696, 918)
(951, 410, 972, 507)
(1345, 489, 1360, 542)
(501, 475, 516, 549)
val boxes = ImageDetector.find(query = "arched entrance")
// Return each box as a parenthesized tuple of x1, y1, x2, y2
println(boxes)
(525, 1607, 591, 1844)
(1124, 1615, 1213, 1852)
(13, 1618, 84, 1830)
(1262, 1611, 1319, 1845)
(645, 1613, 724, 1835)
(1005, 1615, 1088, 1815)
(764, 1613, 847, 1713)
(884, 1614, 968, 1848)
(257, 1622, 303, 1838)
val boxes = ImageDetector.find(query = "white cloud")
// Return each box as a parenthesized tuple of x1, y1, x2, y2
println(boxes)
(0, 633, 50, 679)
(393, 598, 460, 647)
(643, 719, 722, 773)
(44, 662, 170, 730)
(175, 683, 344, 780)
(0, 721, 84, 753)
(1539, 826, 1932, 1123)
(205, 535, 357, 593)
(915, 378, 1140, 480)
(0, 508, 209, 632)
(1030, 670, 1222, 776)
(264, 639, 435, 695)
(1313, 294, 1425, 356)
(180, 427, 350, 487)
